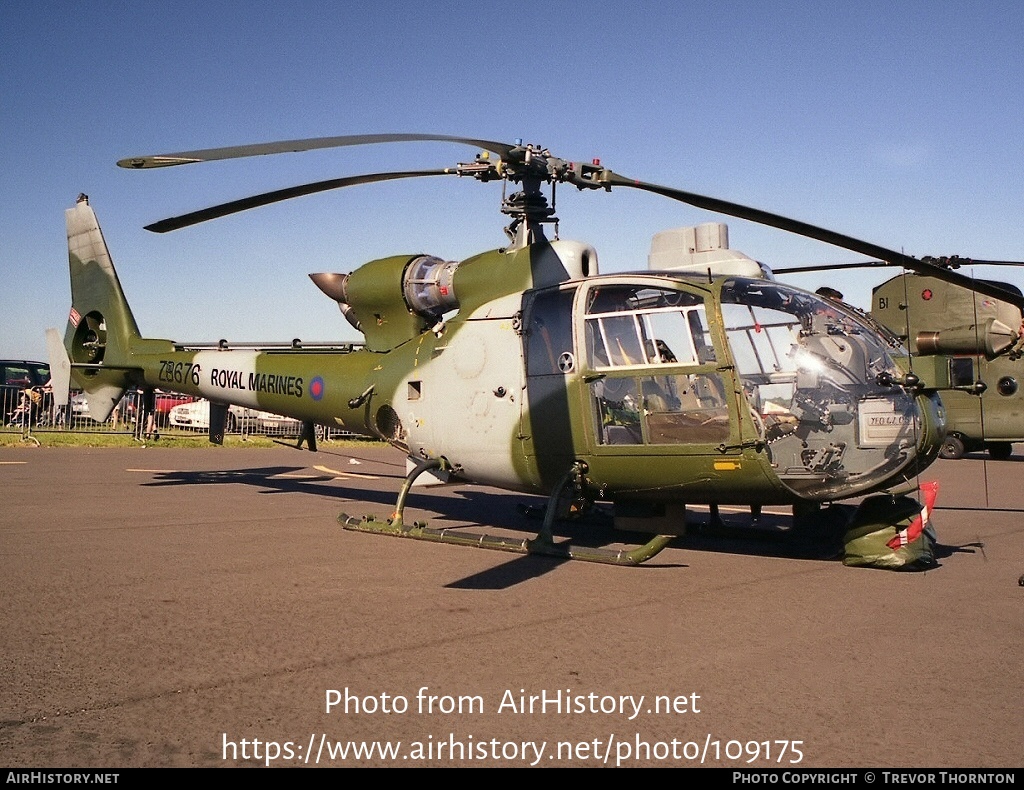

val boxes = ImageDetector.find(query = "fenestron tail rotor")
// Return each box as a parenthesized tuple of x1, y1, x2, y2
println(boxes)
(120, 133, 1024, 309)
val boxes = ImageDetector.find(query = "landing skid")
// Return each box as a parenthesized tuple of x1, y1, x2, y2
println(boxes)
(340, 459, 675, 566)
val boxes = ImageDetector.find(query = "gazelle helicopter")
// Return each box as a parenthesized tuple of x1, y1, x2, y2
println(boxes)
(49, 134, 1024, 567)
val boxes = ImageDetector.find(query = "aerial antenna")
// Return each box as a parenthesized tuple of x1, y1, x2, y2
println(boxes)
(969, 268, 992, 509)
(896, 262, 928, 517)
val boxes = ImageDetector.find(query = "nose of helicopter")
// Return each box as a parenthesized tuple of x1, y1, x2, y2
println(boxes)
(724, 279, 951, 502)
(764, 386, 947, 502)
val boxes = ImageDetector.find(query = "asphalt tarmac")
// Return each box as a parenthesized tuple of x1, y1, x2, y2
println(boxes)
(1, 444, 1021, 768)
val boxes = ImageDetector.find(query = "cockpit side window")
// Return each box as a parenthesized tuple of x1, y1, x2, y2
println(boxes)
(584, 285, 713, 369)
(582, 284, 726, 446)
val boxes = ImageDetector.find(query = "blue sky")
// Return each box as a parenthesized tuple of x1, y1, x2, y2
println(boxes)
(4, 1, 1024, 360)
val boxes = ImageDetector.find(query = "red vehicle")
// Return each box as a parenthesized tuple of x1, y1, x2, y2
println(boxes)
(153, 391, 195, 418)
(116, 389, 196, 427)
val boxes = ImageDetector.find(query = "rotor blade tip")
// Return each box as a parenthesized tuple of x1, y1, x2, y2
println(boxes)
(117, 156, 202, 169)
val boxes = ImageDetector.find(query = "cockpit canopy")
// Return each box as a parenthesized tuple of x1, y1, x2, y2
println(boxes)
(527, 275, 924, 501)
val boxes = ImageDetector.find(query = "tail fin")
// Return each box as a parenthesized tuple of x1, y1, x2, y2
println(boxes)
(45, 328, 71, 408)
(64, 195, 143, 421)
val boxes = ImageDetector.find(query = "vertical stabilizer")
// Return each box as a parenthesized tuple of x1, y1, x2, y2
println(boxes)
(45, 328, 71, 407)
(64, 195, 142, 421)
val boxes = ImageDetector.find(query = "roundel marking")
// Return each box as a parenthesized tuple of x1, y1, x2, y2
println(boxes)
(310, 376, 325, 401)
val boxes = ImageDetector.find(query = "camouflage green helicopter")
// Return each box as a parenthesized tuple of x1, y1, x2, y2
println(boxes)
(874, 272, 1024, 460)
(49, 135, 1024, 565)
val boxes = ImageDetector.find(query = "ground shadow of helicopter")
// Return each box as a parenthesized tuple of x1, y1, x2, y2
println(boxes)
(133, 459, 960, 583)
(135, 460, 983, 588)
(137, 461, 685, 587)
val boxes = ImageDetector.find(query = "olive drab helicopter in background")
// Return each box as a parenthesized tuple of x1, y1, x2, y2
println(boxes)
(873, 271, 1024, 460)
(49, 134, 1024, 566)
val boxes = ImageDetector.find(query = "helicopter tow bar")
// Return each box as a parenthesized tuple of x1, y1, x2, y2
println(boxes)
(339, 460, 675, 566)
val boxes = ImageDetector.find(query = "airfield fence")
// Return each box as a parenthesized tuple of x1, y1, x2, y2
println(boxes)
(1, 386, 365, 443)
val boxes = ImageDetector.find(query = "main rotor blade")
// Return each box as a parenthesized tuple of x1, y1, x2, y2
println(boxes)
(603, 171, 1024, 310)
(774, 261, 899, 275)
(775, 259, 1024, 275)
(119, 133, 516, 169)
(145, 169, 452, 233)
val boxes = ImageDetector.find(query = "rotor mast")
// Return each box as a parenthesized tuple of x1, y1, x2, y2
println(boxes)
(500, 173, 556, 248)
(452, 142, 564, 248)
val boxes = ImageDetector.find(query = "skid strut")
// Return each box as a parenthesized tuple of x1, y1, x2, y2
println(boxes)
(340, 459, 675, 566)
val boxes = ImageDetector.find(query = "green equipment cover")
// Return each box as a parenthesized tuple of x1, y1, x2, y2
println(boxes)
(842, 482, 938, 570)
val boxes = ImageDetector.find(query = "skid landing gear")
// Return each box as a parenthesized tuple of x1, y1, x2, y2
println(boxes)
(340, 459, 675, 566)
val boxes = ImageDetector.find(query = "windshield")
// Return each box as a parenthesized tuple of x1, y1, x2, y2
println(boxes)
(721, 278, 920, 499)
